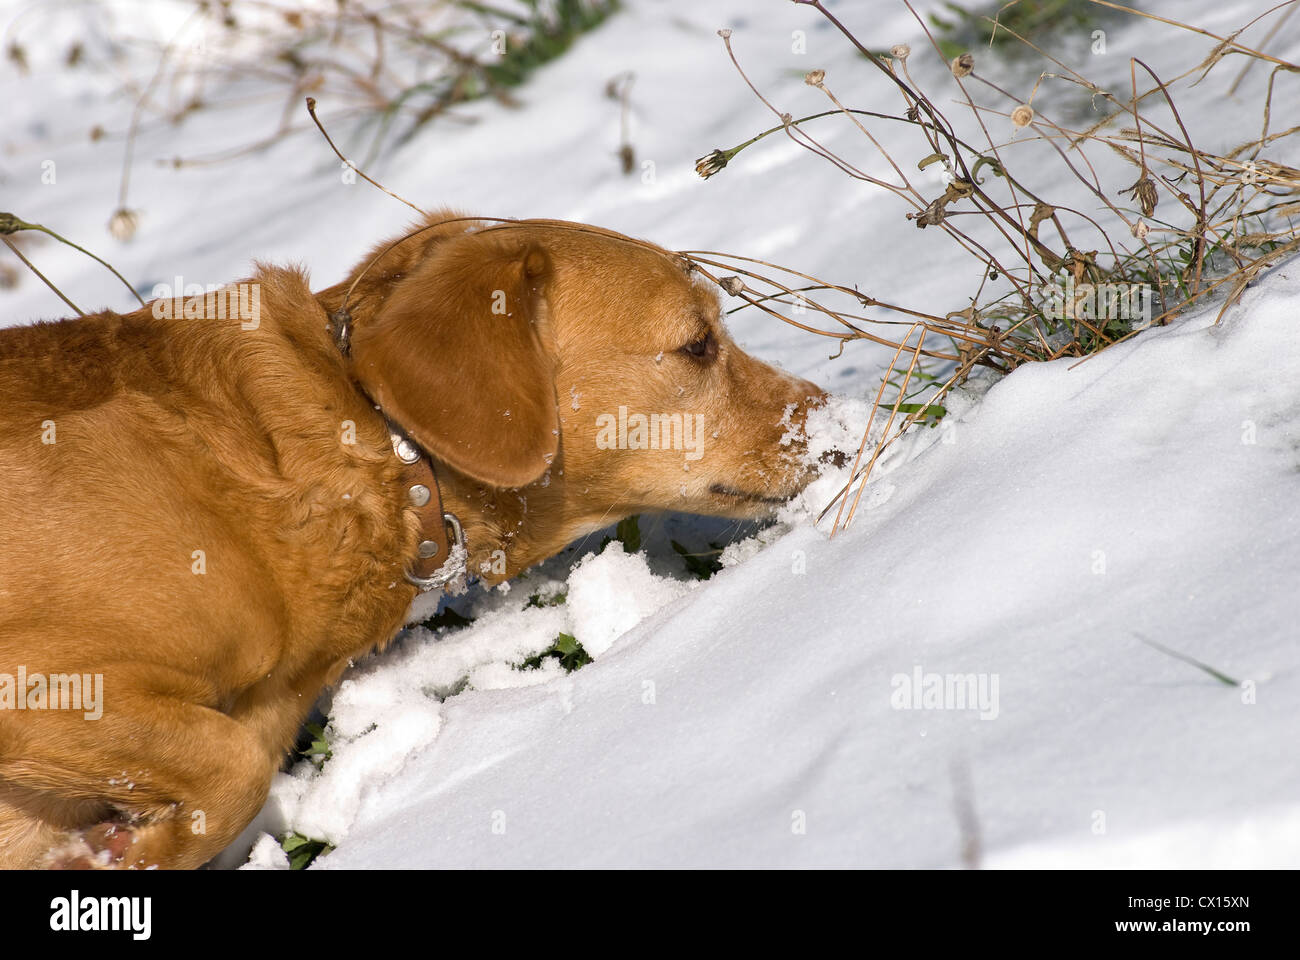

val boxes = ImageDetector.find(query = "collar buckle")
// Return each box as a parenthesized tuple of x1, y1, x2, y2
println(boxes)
(404, 513, 467, 592)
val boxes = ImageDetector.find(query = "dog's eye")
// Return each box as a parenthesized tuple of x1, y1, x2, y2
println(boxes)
(679, 331, 716, 361)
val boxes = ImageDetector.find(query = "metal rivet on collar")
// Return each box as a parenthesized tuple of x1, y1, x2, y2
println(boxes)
(408, 484, 431, 506)
(392, 434, 421, 464)
(405, 512, 465, 593)
(417, 539, 440, 559)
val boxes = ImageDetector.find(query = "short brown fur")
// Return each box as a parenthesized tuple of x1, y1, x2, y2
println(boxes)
(0, 212, 824, 868)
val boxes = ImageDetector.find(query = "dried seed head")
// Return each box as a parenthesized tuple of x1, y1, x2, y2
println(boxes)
(717, 28, 732, 40)
(8, 42, 28, 74)
(695, 148, 732, 179)
(108, 208, 138, 243)
(1135, 177, 1158, 217)
(718, 275, 745, 297)
(951, 53, 974, 78)
(910, 198, 947, 229)
(804, 69, 825, 87)
(1121, 175, 1159, 217)
(890, 44, 911, 60)
(1132, 219, 1150, 240)
(1011, 104, 1034, 128)
(945, 179, 975, 200)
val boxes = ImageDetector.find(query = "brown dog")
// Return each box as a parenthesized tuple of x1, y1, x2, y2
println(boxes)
(0, 211, 824, 868)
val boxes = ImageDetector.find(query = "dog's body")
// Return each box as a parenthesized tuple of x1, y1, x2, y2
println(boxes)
(0, 212, 823, 868)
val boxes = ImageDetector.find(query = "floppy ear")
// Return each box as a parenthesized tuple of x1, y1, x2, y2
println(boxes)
(349, 230, 559, 489)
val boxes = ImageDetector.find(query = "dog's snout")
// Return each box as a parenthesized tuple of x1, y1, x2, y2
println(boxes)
(783, 377, 827, 434)
(801, 379, 829, 408)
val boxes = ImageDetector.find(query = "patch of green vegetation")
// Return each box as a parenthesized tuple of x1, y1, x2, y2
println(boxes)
(519, 632, 592, 673)
(599, 513, 642, 553)
(281, 832, 333, 871)
(426, 675, 470, 702)
(366, 0, 622, 158)
(886, 363, 950, 428)
(615, 515, 641, 553)
(525, 590, 567, 608)
(297, 723, 332, 771)
(671, 539, 724, 580)
(896, 402, 948, 423)
(928, 0, 1130, 60)
(480, 0, 621, 90)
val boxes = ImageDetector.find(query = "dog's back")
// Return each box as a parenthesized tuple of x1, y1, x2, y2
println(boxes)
(0, 269, 416, 867)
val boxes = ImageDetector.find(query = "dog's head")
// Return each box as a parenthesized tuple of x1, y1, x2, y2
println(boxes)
(334, 211, 825, 563)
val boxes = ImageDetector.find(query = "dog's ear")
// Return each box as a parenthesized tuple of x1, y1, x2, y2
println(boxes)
(350, 230, 558, 488)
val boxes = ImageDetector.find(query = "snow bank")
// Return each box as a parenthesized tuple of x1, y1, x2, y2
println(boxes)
(308, 260, 1300, 868)
(220, 539, 709, 861)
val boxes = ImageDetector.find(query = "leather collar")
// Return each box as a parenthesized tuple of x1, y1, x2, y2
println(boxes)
(386, 419, 467, 592)
(330, 305, 466, 593)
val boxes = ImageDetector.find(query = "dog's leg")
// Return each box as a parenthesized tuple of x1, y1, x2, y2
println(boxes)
(0, 676, 280, 869)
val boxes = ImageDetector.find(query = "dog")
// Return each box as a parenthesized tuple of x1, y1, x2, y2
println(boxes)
(0, 211, 825, 868)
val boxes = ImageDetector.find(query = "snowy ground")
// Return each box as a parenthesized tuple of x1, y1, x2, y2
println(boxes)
(2, 0, 1297, 868)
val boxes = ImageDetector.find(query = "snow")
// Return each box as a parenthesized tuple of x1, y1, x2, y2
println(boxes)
(308, 267, 1299, 869)
(566, 545, 693, 658)
(2, 0, 1297, 869)
(238, 832, 291, 872)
